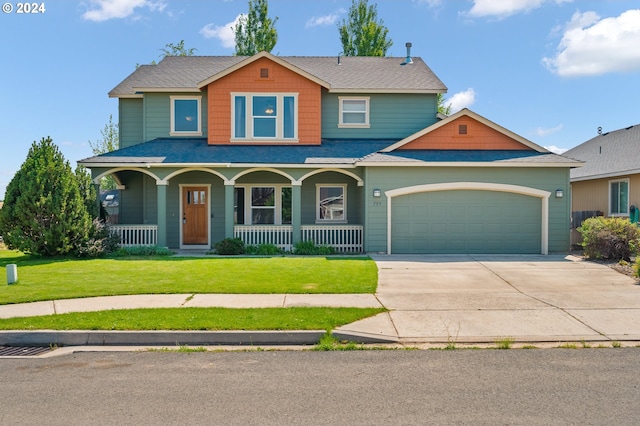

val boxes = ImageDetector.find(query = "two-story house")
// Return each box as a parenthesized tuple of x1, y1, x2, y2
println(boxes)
(80, 48, 581, 254)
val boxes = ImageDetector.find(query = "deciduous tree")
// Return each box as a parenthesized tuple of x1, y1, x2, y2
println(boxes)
(160, 40, 197, 58)
(338, 0, 392, 57)
(88, 114, 118, 190)
(234, 0, 278, 56)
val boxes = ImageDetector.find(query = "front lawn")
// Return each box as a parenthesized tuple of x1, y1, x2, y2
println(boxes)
(0, 307, 385, 331)
(0, 251, 378, 305)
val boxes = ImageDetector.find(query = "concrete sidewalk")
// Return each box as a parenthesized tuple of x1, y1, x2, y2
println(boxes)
(2, 254, 640, 348)
(335, 254, 640, 345)
(0, 293, 382, 318)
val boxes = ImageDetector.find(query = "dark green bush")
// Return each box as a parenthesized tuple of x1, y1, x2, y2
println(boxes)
(245, 243, 284, 255)
(213, 238, 245, 255)
(111, 245, 174, 257)
(293, 240, 337, 255)
(578, 217, 640, 261)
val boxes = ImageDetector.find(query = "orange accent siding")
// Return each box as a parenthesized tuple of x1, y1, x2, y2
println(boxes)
(207, 57, 322, 145)
(398, 117, 533, 151)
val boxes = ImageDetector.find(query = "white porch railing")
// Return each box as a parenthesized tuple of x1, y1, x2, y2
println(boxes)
(234, 225, 293, 251)
(301, 225, 363, 253)
(233, 225, 364, 253)
(110, 225, 158, 247)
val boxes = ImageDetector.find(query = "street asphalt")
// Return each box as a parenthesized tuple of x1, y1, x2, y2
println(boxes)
(1, 254, 639, 349)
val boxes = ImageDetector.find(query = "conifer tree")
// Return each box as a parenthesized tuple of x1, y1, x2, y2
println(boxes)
(0, 137, 92, 256)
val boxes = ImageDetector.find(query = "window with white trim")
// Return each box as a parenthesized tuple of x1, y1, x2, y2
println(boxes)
(232, 93, 297, 141)
(338, 97, 369, 128)
(610, 179, 629, 216)
(170, 96, 201, 136)
(317, 185, 346, 222)
(234, 186, 292, 225)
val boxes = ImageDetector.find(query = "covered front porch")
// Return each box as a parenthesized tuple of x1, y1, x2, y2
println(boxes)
(95, 165, 368, 253)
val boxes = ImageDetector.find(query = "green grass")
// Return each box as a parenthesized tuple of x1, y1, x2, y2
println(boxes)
(0, 251, 378, 305)
(0, 307, 385, 331)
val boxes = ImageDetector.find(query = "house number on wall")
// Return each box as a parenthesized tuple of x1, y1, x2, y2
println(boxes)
(373, 201, 383, 207)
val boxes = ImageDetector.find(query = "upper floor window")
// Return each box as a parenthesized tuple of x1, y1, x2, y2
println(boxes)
(170, 96, 201, 136)
(610, 179, 629, 216)
(338, 97, 370, 128)
(232, 93, 297, 141)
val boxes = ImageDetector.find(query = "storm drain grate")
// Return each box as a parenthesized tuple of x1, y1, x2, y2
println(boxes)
(0, 346, 52, 357)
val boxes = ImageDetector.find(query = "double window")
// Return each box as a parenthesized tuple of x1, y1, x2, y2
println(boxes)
(610, 179, 629, 216)
(338, 97, 370, 128)
(232, 93, 297, 141)
(234, 186, 292, 225)
(170, 96, 201, 136)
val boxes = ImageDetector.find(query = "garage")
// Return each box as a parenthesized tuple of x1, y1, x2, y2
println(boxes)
(389, 184, 545, 254)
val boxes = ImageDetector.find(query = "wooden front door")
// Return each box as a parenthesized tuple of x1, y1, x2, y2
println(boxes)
(182, 186, 208, 245)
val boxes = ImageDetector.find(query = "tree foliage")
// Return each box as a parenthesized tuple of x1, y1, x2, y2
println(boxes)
(338, 0, 392, 57)
(437, 93, 452, 116)
(0, 137, 92, 256)
(75, 165, 100, 219)
(88, 114, 118, 190)
(234, 0, 278, 56)
(160, 40, 197, 58)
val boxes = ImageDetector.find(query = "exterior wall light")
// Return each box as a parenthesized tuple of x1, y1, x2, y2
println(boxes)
(373, 189, 381, 198)
(555, 189, 564, 198)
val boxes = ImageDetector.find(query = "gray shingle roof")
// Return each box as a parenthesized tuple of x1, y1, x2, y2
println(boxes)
(78, 138, 398, 166)
(79, 138, 579, 168)
(360, 150, 581, 165)
(564, 124, 640, 180)
(109, 55, 447, 97)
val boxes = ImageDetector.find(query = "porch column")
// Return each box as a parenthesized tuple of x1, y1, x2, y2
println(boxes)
(93, 183, 101, 218)
(224, 182, 235, 239)
(156, 182, 168, 247)
(292, 183, 302, 245)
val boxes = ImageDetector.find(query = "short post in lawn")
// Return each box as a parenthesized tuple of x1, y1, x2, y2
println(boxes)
(6, 264, 18, 284)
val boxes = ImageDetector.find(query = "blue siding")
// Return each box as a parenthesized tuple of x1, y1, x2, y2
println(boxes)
(321, 93, 438, 139)
(142, 92, 208, 141)
(119, 99, 143, 148)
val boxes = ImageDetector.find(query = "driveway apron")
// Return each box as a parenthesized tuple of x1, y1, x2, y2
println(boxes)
(336, 254, 640, 344)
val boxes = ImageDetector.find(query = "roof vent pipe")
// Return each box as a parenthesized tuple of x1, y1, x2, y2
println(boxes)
(404, 42, 413, 65)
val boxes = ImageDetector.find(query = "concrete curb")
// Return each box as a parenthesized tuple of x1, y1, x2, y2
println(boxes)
(0, 330, 327, 347)
(0, 330, 400, 347)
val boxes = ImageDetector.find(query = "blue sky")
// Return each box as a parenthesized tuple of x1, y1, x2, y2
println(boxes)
(1, 0, 640, 199)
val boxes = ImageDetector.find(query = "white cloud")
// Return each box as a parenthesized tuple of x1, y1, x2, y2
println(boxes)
(466, 0, 572, 20)
(200, 14, 243, 49)
(445, 88, 476, 113)
(535, 124, 563, 137)
(412, 0, 443, 7)
(305, 11, 344, 28)
(543, 9, 640, 77)
(544, 145, 568, 154)
(82, 0, 166, 22)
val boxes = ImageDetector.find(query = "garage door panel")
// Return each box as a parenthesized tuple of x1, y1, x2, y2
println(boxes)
(392, 190, 541, 254)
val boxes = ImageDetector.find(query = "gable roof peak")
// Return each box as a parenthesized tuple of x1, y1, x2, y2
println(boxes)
(381, 108, 549, 153)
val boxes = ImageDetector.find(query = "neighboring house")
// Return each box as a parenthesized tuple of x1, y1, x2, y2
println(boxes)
(564, 124, 640, 245)
(79, 49, 581, 254)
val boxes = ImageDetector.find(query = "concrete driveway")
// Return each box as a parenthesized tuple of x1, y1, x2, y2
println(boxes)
(335, 254, 640, 344)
